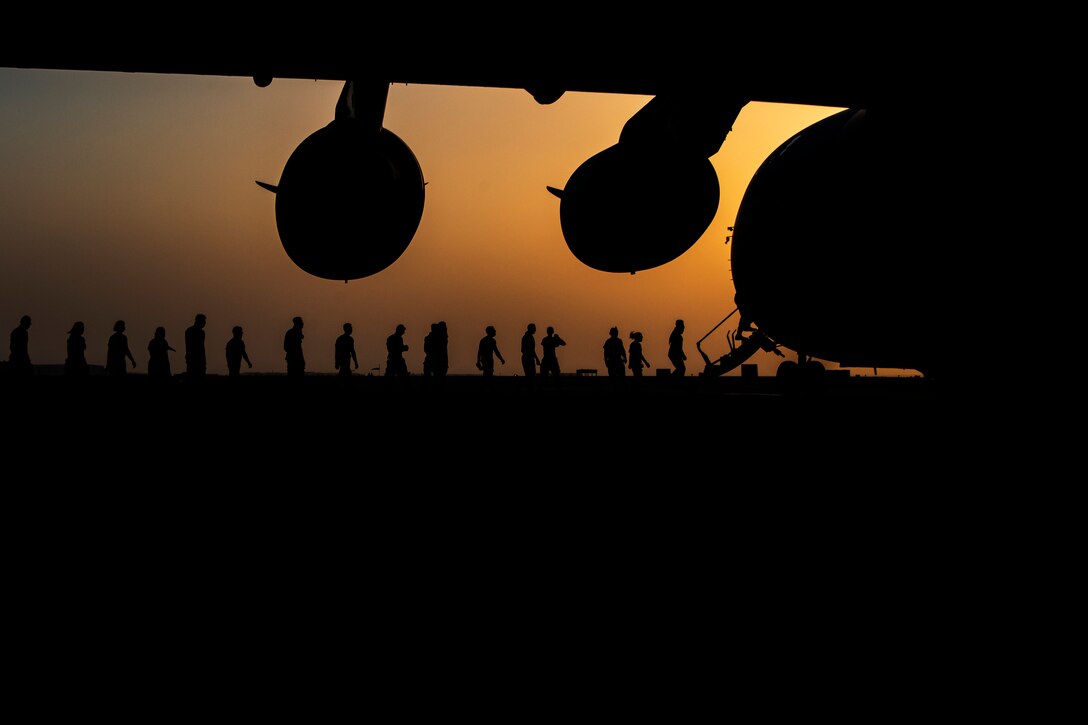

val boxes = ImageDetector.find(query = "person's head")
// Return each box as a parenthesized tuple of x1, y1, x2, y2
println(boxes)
(676, 319, 684, 330)
(396, 324, 406, 334)
(344, 323, 353, 334)
(154, 326, 166, 339)
(113, 320, 125, 333)
(547, 326, 554, 335)
(293, 316, 304, 329)
(232, 326, 243, 338)
(527, 323, 536, 334)
(431, 323, 439, 333)
(19, 315, 31, 329)
(486, 325, 496, 337)
(70, 321, 84, 336)
(195, 313, 207, 328)
(610, 326, 618, 338)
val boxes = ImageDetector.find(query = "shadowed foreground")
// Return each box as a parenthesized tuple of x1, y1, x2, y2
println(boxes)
(2, 368, 971, 570)
(4, 370, 952, 471)
(2, 368, 995, 703)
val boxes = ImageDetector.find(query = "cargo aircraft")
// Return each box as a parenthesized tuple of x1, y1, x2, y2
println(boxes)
(3, 38, 960, 381)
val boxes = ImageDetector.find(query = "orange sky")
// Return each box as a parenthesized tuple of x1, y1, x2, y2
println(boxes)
(1, 69, 870, 377)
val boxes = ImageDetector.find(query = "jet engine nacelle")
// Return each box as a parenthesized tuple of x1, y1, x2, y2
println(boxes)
(552, 93, 742, 274)
(557, 146, 719, 273)
(274, 119, 425, 281)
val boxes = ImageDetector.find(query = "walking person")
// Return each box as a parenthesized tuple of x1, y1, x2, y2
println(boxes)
(385, 324, 409, 378)
(476, 325, 505, 383)
(603, 326, 626, 383)
(106, 320, 137, 376)
(539, 326, 566, 381)
(225, 326, 252, 378)
(335, 323, 359, 378)
(628, 331, 651, 383)
(64, 322, 88, 379)
(185, 313, 208, 382)
(284, 316, 305, 382)
(521, 323, 540, 385)
(668, 319, 687, 377)
(424, 321, 449, 389)
(147, 326, 176, 382)
(8, 315, 32, 377)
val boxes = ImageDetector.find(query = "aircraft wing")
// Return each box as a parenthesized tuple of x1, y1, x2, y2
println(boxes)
(0, 33, 915, 110)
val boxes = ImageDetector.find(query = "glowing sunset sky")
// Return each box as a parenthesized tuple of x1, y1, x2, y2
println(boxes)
(1, 69, 847, 376)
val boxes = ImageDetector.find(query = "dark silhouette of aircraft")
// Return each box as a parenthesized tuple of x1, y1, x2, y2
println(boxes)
(1, 45, 958, 380)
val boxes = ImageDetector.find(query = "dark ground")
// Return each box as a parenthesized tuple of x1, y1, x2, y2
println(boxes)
(1, 367, 973, 535)
(2, 367, 972, 563)
(2, 367, 996, 698)
(3, 368, 958, 472)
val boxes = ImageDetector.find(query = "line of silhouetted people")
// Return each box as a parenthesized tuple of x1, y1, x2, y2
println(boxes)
(5, 314, 690, 384)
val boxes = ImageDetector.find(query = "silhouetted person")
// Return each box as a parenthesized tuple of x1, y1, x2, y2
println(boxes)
(423, 321, 449, 388)
(521, 323, 540, 383)
(147, 326, 176, 381)
(335, 323, 359, 378)
(668, 319, 687, 377)
(477, 325, 505, 381)
(603, 326, 626, 382)
(225, 326, 252, 378)
(65, 322, 88, 379)
(185, 313, 207, 381)
(385, 324, 409, 377)
(284, 316, 305, 381)
(8, 315, 32, 376)
(629, 331, 651, 380)
(540, 326, 566, 380)
(107, 320, 137, 376)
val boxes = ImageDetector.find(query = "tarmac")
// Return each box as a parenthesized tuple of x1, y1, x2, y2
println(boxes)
(1, 366, 944, 417)
(2, 368, 955, 471)
(1, 367, 981, 630)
